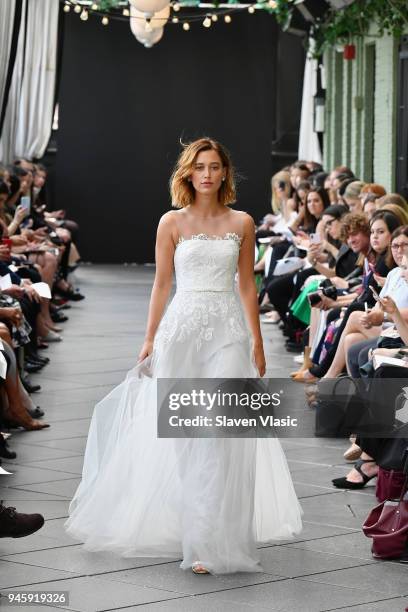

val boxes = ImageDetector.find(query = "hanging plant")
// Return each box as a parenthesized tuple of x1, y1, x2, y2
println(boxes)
(311, 0, 408, 57)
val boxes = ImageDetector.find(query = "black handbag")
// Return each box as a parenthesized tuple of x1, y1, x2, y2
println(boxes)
(315, 376, 367, 437)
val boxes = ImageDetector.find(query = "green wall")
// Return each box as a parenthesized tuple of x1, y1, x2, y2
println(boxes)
(323, 30, 401, 190)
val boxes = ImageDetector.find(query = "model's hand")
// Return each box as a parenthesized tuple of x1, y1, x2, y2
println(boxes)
(137, 339, 154, 363)
(253, 342, 266, 377)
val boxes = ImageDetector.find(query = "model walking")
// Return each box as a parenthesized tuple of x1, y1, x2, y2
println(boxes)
(65, 138, 302, 574)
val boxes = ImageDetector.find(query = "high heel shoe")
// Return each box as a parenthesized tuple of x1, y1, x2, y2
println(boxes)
(3, 405, 49, 431)
(292, 370, 318, 384)
(192, 562, 210, 575)
(290, 347, 313, 378)
(332, 459, 377, 489)
(343, 442, 362, 462)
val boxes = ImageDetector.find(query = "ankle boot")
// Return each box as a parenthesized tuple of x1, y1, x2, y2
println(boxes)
(290, 347, 313, 377)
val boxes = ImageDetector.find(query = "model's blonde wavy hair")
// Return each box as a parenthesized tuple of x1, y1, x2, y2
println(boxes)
(170, 138, 236, 208)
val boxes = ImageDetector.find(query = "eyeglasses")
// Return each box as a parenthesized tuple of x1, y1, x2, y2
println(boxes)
(391, 243, 408, 251)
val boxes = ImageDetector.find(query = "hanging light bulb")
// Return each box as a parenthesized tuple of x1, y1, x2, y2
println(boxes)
(183, 21, 190, 30)
(203, 16, 211, 28)
(123, 8, 130, 16)
(172, 16, 179, 22)
(248, 5, 255, 13)
(102, 15, 109, 25)
(91, 2, 98, 9)
(74, 4, 81, 13)
(173, 2, 180, 11)
(211, 13, 218, 22)
(268, 0, 277, 7)
(224, 14, 231, 23)
(63, 4, 71, 13)
(80, 9, 89, 20)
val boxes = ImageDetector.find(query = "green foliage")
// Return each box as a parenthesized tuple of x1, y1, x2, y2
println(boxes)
(72, 0, 408, 54)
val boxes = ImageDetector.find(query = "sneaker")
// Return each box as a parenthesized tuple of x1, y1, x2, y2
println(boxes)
(0, 502, 44, 538)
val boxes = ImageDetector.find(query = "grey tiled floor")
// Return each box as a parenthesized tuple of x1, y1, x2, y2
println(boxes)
(0, 265, 407, 612)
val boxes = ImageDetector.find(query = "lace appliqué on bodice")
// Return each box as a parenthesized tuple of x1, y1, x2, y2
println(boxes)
(176, 232, 242, 249)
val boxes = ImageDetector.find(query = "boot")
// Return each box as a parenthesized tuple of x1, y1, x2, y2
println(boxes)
(290, 347, 313, 377)
(0, 502, 44, 538)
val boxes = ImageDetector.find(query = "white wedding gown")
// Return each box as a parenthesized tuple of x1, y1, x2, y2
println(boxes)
(65, 232, 303, 574)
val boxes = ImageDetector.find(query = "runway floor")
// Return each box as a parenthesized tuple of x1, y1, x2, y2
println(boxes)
(0, 265, 407, 611)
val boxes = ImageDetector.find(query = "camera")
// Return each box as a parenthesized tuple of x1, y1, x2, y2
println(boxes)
(307, 281, 338, 306)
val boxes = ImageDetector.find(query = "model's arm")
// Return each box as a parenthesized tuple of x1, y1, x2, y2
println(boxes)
(237, 214, 266, 377)
(137, 213, 175, 362)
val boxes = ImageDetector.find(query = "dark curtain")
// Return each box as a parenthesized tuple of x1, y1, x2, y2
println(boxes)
(55, 11, 304, 263)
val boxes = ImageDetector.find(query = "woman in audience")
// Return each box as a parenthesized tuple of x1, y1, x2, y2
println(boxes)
(343, 181, 366, 212)
(332, 289, 408, 489)
(323, 224, 408, 379)
(262, 187, 330, 324)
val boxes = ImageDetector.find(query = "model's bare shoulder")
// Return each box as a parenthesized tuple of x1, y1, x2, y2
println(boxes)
(238, 212, 255, 234)
(156, 211, 180, 246)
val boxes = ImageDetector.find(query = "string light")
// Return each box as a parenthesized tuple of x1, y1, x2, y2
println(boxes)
(91, 2, 98, 9)
(203, 15, 211, 27)
(173, 2, 180, 11)
(183, 21, 190, 30)
(224, 14, 231, 23)
(268, 0, 277, 7)
(211, 13, 218, 21)
(63, 4, 71, 12)
(74, 4, 81, 13)
(248, 5, 255, 13)
(122, 8, 130, 16)
(102, 15, 109, 25)
(172, 16, 179, 23)
(80, 9, 89, 20)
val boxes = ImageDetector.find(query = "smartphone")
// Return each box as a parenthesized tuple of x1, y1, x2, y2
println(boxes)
(369, 286, 381, 301)
(310, 233, 321, 244)
(20, 196, 31, 214)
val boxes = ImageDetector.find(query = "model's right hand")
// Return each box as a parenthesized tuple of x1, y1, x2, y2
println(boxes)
(137, 340, 154, 363)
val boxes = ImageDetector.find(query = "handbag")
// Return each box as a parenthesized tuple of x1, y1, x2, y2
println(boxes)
(314, 376, 367, 437)
(363, 450, 408, 559)
(376, 468, 407, 503)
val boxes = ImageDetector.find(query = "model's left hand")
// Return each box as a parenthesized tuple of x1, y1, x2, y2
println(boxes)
(253, 342, 266, 377)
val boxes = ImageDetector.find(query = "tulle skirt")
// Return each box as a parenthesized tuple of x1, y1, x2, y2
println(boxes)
(64, 290, 303, 574)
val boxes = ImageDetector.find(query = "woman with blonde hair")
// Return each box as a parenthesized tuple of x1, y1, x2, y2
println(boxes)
(65, 137, 302, 575)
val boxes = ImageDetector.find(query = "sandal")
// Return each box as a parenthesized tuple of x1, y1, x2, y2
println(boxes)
(343, 442, 362, 462)
(192, 562, 210, 575)
(332, 459, 377, 489)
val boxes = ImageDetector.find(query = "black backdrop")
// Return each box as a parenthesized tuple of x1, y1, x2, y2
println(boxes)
(55, 11, 304, 262)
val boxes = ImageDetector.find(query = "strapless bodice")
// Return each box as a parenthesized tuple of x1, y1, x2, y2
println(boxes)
(174, 233, 241, 292)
